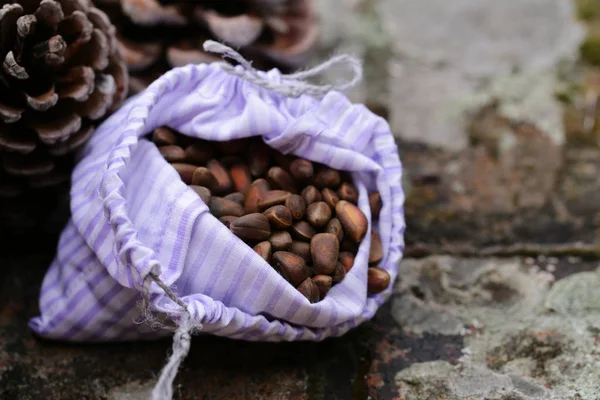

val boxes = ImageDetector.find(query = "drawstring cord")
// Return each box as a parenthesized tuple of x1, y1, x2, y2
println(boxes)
(203, 40, 362, 98)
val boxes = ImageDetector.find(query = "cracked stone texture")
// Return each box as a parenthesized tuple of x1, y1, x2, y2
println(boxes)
(401, 106, 600, 252)
(396, 361, 551, 400)
(3, 0, 600, 399)
(389, 256, 600, 400)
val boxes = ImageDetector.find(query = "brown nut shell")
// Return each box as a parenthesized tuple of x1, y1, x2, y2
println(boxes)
(325, 218, 344, 243)
(289, 241, 311, 264)
(272, 251, 310, 286)
(153, 127, 178, 146)
(244, 179, 270, 214)
(339, 252, 355, 272)
(257, 190, 292, 211)
(290, 221, 317, 242)
(184, 142, 214, 165)
(219, 216, 239, 229)
(248, 141, 272, 177)
(297, 277, 320, 303)
(306, 201, 332, 228)
(190, 185, 211, 204)
(367, 267, 391, 294)
(253, 241, 272, 263)
(301, 185, 321, 205)
(220, 156, 244, 168)
(274, 152, 295, 171)
(207, 159, 233, 195)
(321, 188, 339, 209)
(230, 213, 271, 241)
(224, 192, 245, 205)
(314, 168, 341, 189)
(337, 183, 358, 204)
(263, 205, 293, 229)
(191, 167, 218, 189)
(369, 231, 383, 265)
(340, 238, 359, 254)
(172, 163, 197, 184)
(331, 261, 346, 284)
(269, 231, 293, 251)
(209, 197, 245, 218)
(267, 166, 297, 193)
(312, 275, 332, 298)
(230, 164, 252, 194)
(285, 194, 306, 220)
(336, 200, 368, 243)
(159, 145, 186, 162)
(216, 138, 246, 155)
(289, 159, 314, 182)
(369, 192, 382, 220)
(310, 233, 339, 275)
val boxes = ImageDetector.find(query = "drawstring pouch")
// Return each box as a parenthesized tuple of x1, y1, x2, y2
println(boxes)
(30, 41, 405, 399)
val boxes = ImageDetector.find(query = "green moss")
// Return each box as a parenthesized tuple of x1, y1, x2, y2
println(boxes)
(576, 0, 600, 21)
(554, 83, 581, 105)
(554, 91, 573, 104)
(580, 34, 600, 65)
(563, 104, 600, 147)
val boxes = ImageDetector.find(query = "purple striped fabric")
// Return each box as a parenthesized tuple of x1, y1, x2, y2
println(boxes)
(29, 64, 405, 342)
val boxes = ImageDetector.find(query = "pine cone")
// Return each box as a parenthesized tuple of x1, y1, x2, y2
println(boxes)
(0, 0, 128, 199)
(95, 0, 318, 93)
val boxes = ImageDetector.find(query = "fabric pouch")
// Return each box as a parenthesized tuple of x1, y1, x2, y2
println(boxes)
(29, 42, 405, 398)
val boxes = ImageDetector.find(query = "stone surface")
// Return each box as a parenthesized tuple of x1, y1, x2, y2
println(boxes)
(315, 0, 584, 150)
(400, 115, 600, 252)
(387, 256, 600, 400)
(395, 361, 550, 400)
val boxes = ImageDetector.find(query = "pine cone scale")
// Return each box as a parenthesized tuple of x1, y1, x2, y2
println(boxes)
(34, 0, 64, 32)
(59, 11, 93, 52)
(31, 111, 81, 143)
(56, 0, 89, 16)
(55, 65, 94, 101)
(3, 151, 54, 175)
(65, 28, 108, 70)
(16, 13, 36, 38)
(0, 102, 23, 123)
(73, 73, 115, 119)
(117, 35, 161, 71)
(25, 85, 58, 110)
(121, 0, 185, 26)
(166, 42, 219, 68)
(32, 34, 67, 65)
(0, 5, 24, 55)
(201, 10, 264, 48)
(94, 0, 317, 94)
(0, 124, 36, 152)
(105, 55, 126, 109)
(3, 51, 29, 79)
(28, 169, 69, 187)
(46, 122, 91, 155)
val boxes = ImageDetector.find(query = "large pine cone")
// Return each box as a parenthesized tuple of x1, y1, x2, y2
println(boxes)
(0, 0, 128, 198)
(95, 0, 318, 93)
